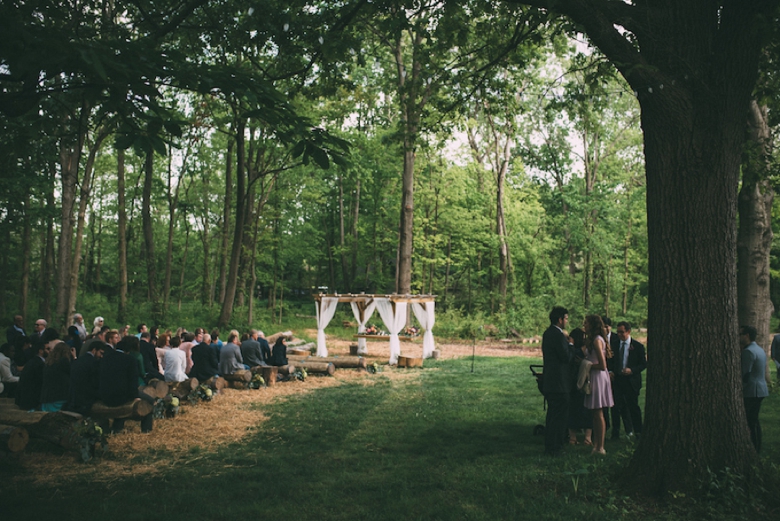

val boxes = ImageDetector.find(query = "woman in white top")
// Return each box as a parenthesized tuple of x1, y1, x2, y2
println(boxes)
(163, 335, 187, 382)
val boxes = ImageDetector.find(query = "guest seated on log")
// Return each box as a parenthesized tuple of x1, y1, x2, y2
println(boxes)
(123, 336, 146, 387)
(210, 329, 223, 353)
(65, 325, 82, 357)
(40, 342, 73, 412)
(179, 332, 196, 374)
(139, 331, 163, 381)
(258, 331, 272, 363)
(13, 334, 30, 369)
(219, 330, 247, 375)
(81, 325, 109, 358)
(164, 335, 187, 383)
(240, 329, 267, 368)
(191, 333, 220, 382)
(15, 332, 51, 410)
(66, 339, 105, 415)
(0, 342, 20, 398)
(100, 335, 154, 433)
(270, 337, 288, 367)
(155, 333, 171, 375)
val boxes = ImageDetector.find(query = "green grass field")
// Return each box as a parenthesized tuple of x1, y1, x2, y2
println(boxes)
(3, 356, 779, 520)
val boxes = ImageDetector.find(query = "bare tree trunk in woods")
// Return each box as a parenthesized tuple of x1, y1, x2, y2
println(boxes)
(40, 164, 56, 322)
(351, 179, 360, 284)
(117, 149, 128, 322)
(142, 149, 157, 309)
(396, 145, 415, 295)
(218, 139, 233, 305)
(199, 203, 211, 307)
(444, 235, 451, 310)
(177, 221, 191, 311)
(622, 217, 632, 315)
(20, 197, 31, 318)
(218, 120, 246, 328)
(338, 174, 350, 291)
(247, 220, 260, 326)
(737, 100, 774, 369)
(67, 127, 108, 319)
(55, 105, 89, 330)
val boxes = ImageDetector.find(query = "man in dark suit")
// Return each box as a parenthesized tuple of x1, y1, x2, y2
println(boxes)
(191, 333, 220, 382)
(542, 306, 575, 455)
(100, 336, 154, 433)
(241, 330, 268, 368)
(15, 342, 46, 410)
(67, 340, 105, 415)
(6, 315, 26, 345)
(608, 321, 646, 439)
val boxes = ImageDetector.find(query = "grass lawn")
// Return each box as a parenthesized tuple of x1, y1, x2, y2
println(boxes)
(3, 356, 779, 520)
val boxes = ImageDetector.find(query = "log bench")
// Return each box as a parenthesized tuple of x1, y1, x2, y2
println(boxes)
(287, 355, 367, 370)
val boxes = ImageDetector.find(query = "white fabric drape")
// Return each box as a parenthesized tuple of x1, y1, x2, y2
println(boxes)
(375, 298, 406, 364)
(412, 301, 436, 358)
(316, 297, 340, 357)
(350, 300, 377, 355)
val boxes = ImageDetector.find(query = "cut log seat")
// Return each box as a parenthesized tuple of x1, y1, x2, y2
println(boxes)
(204, 376, 228, 391)
(266, 330, 293, 345)
(276, 364, 297, 376)
(169, 378, 199, 400)
(222, 370, 252, 382)
(288, 348, 311, 356)
(397, 356, 423, 368)
(0, 410, 83, 450)
(0, 424, 29, 452)
(290, 361, 335, 376)
(140, 379, 170, 399)
(90, 399, 153, 420)
(287, 355, 367, 370)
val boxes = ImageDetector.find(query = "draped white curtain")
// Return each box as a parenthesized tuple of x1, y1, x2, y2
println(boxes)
(374, 298, 406, 364)
(316, 297, 340, 357)
(412, 301, 436, 358)
(350, 300, 377, 355)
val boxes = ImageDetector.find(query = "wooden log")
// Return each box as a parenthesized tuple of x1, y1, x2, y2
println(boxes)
(276, 364, 297, 376)
(265, 330, 293, 345)
(0, 424, 29, 452)
(349, 343, 359, 356)
(227, 380, 248, 390)
(205, 376, 228, 391)
(169, 378, 199, 400)
(260, 366, 278, 387)
(397, 356, 423, 368)
(222, 370, 252, 382)
(288, 348, 310, 357)
(288, 355, 367, 369)
(0, 410, 83, 450)
(292, 361, 335, 376)
(140, 379, 170, 399)
(91, 399, 153, 420)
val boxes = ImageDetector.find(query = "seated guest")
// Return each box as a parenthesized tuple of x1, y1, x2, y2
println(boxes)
(72, 313, 88, 341)
(258, 331, 272, 363)
(149, 325, 159, 346)
(15, 339, 48, 410)
(0, 343, 20, 397)
(139, 331, 163, 381)
(191, 333, 219, 382)
(81, 325, 109, 358)
(6, 314, 26, 345)
(25, 325, 58, 365)
(270, 337, 288, 367)
(179, 332, 196, 374)
(155, 333, 171, 375)
(65, 325, 82, 356)
(13, 334, 30, 369)
(40, 342, 73, 412)
(92, 316, 104, 335)
(123, 335, 147, 387)
(100, 335, 154, 433)
(210, 329, 223, 358)
(67, 340, 105, 415)
(219, 330, 246, 375)
(164, 335, 187, 383)
(240, 329, 266, 368)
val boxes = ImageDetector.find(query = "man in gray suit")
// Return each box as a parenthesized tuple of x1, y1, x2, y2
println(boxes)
(240, 330, 267, 368)
(739, 325, 769, 452)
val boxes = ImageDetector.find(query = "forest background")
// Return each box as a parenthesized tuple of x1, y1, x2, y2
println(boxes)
(0, 1, 777, 342)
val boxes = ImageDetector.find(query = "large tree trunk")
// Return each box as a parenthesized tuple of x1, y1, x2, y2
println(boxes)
(40, 162, 57, 322)
(67, 127, 108, 320)
(338, 173, 350, 291)
(117, 149, 128, 322)
(396, 146, 415, 294)
(218, 119, 246, 327)
(737, 100, 774, 369)
(218, 138, 234, 305)
(20, 196, 31, 318)
(142, 149, 157, 308)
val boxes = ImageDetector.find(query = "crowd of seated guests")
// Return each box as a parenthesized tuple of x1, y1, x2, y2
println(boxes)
(2, 314, 291, 433)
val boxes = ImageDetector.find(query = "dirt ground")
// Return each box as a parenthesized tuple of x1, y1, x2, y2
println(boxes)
(4, 331, 541, 485)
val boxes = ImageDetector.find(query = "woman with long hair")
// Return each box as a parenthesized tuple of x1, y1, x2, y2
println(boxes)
(40, 342, 73, 412)
(582, 314, 614, 455)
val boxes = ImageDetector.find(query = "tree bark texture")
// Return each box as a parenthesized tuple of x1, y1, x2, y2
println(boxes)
(117, 149, 128, 322)
(539, 0, 777, 493)
(142, 149, 157, 308)
(737, 101, 774, 364)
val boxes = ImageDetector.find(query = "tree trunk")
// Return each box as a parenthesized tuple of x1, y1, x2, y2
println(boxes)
(20, 196, 31, 318)
(142, 149, 157, 308)
(351, 178, 361, 284)
(396, 145, 415, 294)
(338, 173, 350, 291)
(218, 119, 246, 328)
(737, 100, 774, 369)
(40, 163, 56, 322)
(117, 149, 128, 322)
(177, 220, 191, 310)
(218, 138, 234, 305)
(67, 127, 108, 320)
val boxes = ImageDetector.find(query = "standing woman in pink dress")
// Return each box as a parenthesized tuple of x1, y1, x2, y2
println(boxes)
(583, 314, 614, 455)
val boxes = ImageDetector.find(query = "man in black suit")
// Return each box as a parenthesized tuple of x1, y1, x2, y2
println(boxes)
(191, 333, 220, 382)
(15, 341, 47, 410)
(6, 315, 26, 345)
(608, 321, 646, 439)
(67, 340, 105, 415)
(100, 336, 154, 433)
(542, 306, 575, 455)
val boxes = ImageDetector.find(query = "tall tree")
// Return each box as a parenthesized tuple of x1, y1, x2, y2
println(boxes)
(513, 0, 780, 492)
